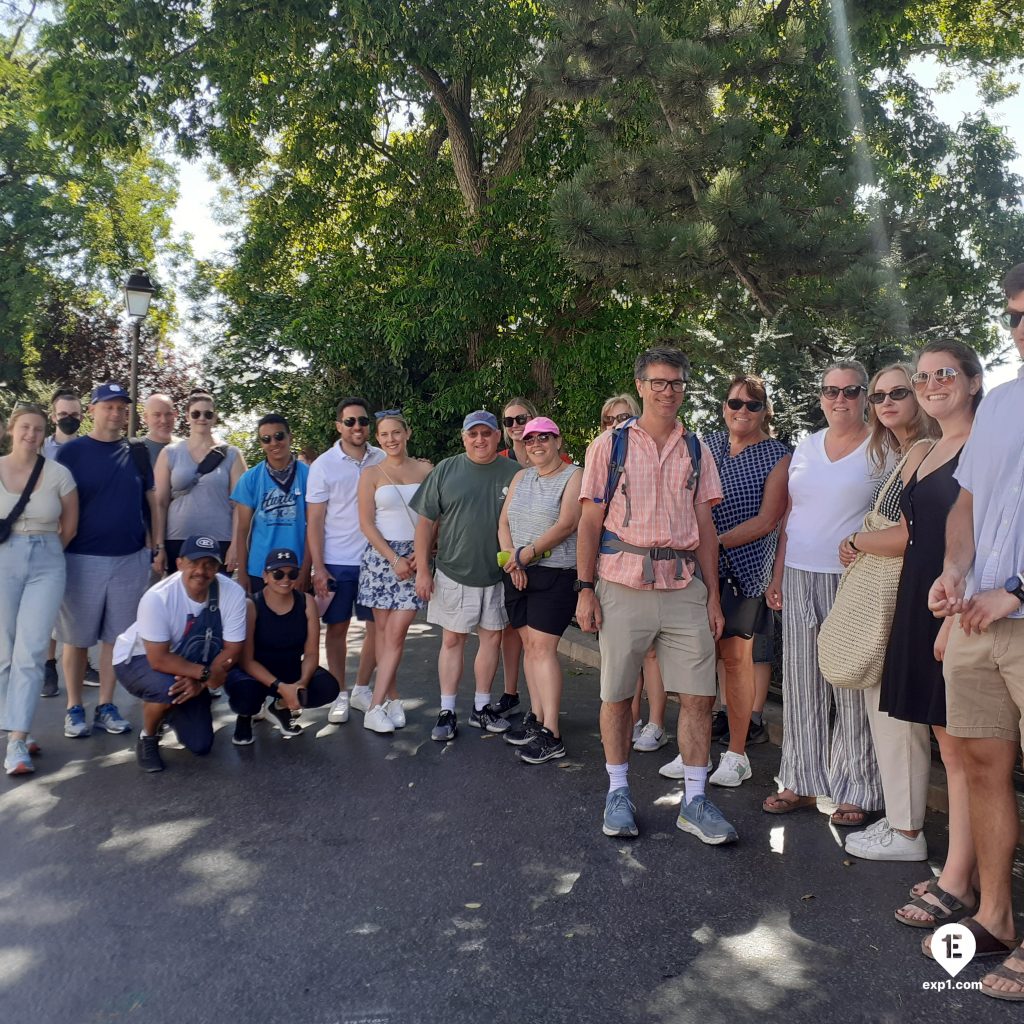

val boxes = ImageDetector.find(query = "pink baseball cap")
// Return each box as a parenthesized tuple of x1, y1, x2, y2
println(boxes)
(521, 416, 560, 437)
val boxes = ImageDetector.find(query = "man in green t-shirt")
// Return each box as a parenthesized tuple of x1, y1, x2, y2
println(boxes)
(412, 411, 520, 742)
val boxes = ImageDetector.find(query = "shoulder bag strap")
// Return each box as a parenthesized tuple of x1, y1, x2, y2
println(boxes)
(872, 438, 934, 514)
(376, 463, 420, 533)
(0, 455, 46, 531)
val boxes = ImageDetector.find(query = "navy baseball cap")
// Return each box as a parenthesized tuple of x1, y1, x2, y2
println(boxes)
(90, 382, 131, 404)
(462, 410, 498, 431)
(264, 548, 299, 571)
(179, 535, 224, 564)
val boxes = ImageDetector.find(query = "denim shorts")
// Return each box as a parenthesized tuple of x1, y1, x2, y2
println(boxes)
(321, 564, 374, 625)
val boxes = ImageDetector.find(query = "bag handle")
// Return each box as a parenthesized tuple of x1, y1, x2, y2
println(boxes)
(0, 455, 45, 536)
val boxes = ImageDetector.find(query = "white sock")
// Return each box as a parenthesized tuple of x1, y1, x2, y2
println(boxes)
(606, 762, 628, 793)
(474, 691, 491, 712)
(440, 695, 457, 713)
(683, 764, 708, 804)
(352, 684, 371, 696)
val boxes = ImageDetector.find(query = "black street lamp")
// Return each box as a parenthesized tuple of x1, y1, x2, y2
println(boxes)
(123, 268, 155, 437)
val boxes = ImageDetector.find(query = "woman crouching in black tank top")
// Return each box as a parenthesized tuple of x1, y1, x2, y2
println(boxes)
(224, 548, 340, 745)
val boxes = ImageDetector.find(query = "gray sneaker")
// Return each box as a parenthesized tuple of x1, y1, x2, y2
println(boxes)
(602, 787, 639, 838)
(431, 710, 457, 742)
(93, 703, 132, 734)
(676, 795, 738, 845)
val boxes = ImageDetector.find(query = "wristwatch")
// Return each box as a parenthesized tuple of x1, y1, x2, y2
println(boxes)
(198, 666, 210, 684)
(1004, 574, 1024, 604)
(573, 580, 595, 593)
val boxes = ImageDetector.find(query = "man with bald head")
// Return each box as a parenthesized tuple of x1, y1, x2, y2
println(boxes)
(141, 393, 177, 467)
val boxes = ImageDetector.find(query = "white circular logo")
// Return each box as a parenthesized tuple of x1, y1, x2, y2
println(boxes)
(196, 536, 216, 549)
(109, 384, 123, 392)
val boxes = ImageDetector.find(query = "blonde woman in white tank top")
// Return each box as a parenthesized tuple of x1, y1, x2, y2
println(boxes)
(356, 412, 433, 735)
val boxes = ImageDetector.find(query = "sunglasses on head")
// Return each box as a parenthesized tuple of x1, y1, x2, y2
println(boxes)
(999, 311, 1023, 330)
(725, 398, 765, 413)
(375, 408, 402, 420)
(269, 568, 299, 581)
(602, 412, 632, 427)
(523, 432, 555, 443)
(867, 386, 913, 405)
(189, 409, 215, 420)
(503, 414, 530, 427)
(910, 367, 958, 389)
(259, 430, 288, 444)
(341, 416, 370, 427)
(820, 384, 865, 400)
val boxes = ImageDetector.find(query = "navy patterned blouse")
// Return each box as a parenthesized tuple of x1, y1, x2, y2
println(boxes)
(705, 430, 791, 597)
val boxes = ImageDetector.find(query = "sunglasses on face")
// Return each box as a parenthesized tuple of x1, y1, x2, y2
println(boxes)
(259, 430, 288, 444)
(503, 414, 530, 427)
(725, 398, 765, 413)
(999, 311, 1023, 330)
(867, 386, 913, 405)
(341, 416, 370, 427)
(640, 377, 686, 393)
(910, 367, 958, 389)
(602, 412, 632, 427)
(189, 409, 215, 420)
(523, 432, 555, 443)
(820, 384, 865, 400)
(269, 568, 299, 581)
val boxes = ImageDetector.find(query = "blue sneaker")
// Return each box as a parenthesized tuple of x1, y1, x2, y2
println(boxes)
(602, 787, 639, 838)
(676, 794, 738, 845)
(64, 704, 90, 738)
(93, 703, 131, 734)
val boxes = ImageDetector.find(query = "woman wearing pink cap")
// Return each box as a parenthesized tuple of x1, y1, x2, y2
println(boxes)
(497, 416, 582, 763)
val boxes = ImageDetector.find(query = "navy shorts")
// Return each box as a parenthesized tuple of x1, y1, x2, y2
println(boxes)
(322, 564, 374, 625)
(753, 615, 777, 665)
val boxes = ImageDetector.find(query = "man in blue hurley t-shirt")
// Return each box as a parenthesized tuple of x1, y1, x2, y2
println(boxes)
(55, 382, 164, 739)
(230, 413, 310, 596)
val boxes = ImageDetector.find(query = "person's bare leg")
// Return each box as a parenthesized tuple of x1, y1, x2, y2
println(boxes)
(678, 694, 714, 766)
(720, 635, 755, 754)
(142, 703, 169, 736)
(601, 698, 632, 766)
(98, 642, 117, 704)
(355, 620, 377, 690)
(516, 626, 540, 716)
(63, 645, 87, 709)
(523, 627, 563, 737)
(642, 648, 666, 729)
(438, 629, 467, 697)
(753, 661, 770, 715)
(630, 674, 644, 730)
(500, 626, 522, 697)
(473, 626, 502, 695)
(371, 609, 416, 707)
(324, 620, 351, 692)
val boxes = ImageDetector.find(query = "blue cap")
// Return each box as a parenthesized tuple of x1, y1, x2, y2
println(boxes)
(90, 382, 131, 404)
(462, 410, 498, 432)
(264, 548, 299, 571)
(178, 535, 223, 564)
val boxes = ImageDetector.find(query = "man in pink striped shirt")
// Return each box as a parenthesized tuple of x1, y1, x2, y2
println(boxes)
(577, 345, 734, 844)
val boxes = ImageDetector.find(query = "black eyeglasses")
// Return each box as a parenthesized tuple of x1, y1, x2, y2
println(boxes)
(189, 409, 215, 420)
(725, 398, 765, 413)
(999, 311, 1023, 330)
(867, 387, 913, 405)
(640, 378, 687, 393)
(503, 414, 530, 427)
(269, 568, 299, 581)
(259, 430, 287, 444)
(341, 416, 370, 427)
(820, 385, 865, 400)
(602, 412, 632, 427)
(910, 367, 958, 390)
(375, 409, 402, 420)
(523, 432, 555, 443)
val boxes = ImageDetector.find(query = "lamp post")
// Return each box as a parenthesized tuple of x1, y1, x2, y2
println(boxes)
(123, 268, 155, 437)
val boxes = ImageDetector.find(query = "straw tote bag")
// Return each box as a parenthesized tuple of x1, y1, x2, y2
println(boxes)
(818, 443, 929, 691)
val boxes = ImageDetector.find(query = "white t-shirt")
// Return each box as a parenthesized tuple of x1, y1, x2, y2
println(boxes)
(305, 442, 384, 564)
(784, 430, 877, 574)
(113, 571, 248, 664)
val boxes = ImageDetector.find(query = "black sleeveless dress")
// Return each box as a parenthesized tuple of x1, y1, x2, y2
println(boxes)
(878, 449, 963, 725)
(253, 591, 307, 683)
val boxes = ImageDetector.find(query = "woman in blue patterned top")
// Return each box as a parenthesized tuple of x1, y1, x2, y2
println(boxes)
(701, 374, 790, 788)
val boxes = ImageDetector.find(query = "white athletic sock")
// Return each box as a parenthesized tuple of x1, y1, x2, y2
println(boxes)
(440, 695, 457, 713)
(683, 764, 708, 804)
(352, 684, 371, 696)
(474, 691, 491, 712)
(606, 762, 628, 793)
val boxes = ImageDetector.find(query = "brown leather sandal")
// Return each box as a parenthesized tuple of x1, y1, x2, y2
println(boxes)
(761, 792, 817, 815)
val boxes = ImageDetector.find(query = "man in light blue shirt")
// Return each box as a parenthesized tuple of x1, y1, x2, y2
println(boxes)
(929, 262, 1024, 1000)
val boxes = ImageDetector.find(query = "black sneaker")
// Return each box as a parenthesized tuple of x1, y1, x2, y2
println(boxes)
(711, 708, 729, 739)
(469, 705, 511, 733)
(267, 701, 301, 738)
(232, 716, 254, 746)
(431, 709, 458, 742)
(83, 665, 100, 687)
(41, 659, 59, 698)
(136, 734, 165, 773)
(491, 692, 520, 718)
(504, 711, 540, 746)
(518, 728, 566, 764)
(747, 718, 769, 745)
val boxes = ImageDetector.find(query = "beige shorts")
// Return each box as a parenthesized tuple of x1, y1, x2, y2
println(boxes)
(596, 578, 716, 703)
(427, 567, 508, 634)
(944, 616, 1024, 746)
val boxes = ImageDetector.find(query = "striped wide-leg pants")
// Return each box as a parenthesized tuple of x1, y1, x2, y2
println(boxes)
(778, 567, 883, 809)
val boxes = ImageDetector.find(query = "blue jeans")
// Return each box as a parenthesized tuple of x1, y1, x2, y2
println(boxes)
(0, 534, 66, 733)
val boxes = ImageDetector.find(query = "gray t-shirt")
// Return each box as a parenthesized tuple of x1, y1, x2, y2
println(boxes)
(165, 441, 240, 542)
(142, 436, 170, 468)
(410, 454, 519, 587)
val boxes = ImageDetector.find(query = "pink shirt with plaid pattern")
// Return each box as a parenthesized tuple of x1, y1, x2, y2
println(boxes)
(580, 422, 723, 590)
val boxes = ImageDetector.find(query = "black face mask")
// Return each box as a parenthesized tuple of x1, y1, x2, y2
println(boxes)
(56, 416, 81, 435)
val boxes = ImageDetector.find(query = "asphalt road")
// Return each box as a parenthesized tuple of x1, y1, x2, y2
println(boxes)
(3, 621, 1022, 1024)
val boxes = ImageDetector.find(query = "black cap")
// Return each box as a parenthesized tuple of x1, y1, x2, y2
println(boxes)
(179, 535, 224, 564)
(264, 548, 299, 571)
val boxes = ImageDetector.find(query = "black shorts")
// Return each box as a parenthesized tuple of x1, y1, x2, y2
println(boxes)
(753, 614, 778, 664)
(503, 566, 577, 636)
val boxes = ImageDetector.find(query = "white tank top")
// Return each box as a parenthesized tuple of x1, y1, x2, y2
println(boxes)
(374, 483, 421, 542)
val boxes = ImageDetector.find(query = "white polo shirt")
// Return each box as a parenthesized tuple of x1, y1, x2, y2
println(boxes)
(306, 442, 384, 564)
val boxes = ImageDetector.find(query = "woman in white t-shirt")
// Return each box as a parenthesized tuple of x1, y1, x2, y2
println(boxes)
(0, 405, 78, 776)
(762, 361, 883, 827)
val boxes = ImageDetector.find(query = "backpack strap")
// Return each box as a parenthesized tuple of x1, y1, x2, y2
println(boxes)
(601, 418, 635, 525)
(684, 430, 702, 492)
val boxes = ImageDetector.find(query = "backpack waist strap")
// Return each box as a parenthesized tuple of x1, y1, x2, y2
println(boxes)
(600, 530, 696, 584)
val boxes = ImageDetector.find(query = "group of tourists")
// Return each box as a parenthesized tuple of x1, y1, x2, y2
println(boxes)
(2, 265, 1023, 1001)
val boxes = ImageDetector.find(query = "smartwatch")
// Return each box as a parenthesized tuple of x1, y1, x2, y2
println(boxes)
(573, 580, 595, 593)
(1004, 574, 1024, 604)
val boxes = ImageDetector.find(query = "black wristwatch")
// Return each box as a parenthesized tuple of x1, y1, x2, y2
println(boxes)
(1004, 574, 1024, 604)
(198, 666, 210, 684)
(573, 579, 595, 593)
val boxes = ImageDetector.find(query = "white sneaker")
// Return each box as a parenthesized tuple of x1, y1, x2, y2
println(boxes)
(327, 692, 350, 724)
(848, 816, 890, 845)
(632, 720, 644, 744)
(633, 722, 668, 752)
(709, 751, 752, 787)
(385, 699, 406, 728)
(659, 754, 713, 779)
(350, 687, 373, 714)
(364, 705, 395, 734)
(846, 822, 928, 862)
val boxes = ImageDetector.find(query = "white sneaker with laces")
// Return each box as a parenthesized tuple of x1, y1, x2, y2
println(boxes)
(350, 687, 373, 714)
(658, 754, 713, 779)
(385, 699, 406, 728)
(327, 691, 350, 724)
(846, 822, 927, 862)
(633, 722, 668, 752)
(631, 720, 644, 744)
(847, 816, 890, 846)
(709, 750, 752, 787)
(364, 705, 395, 734)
